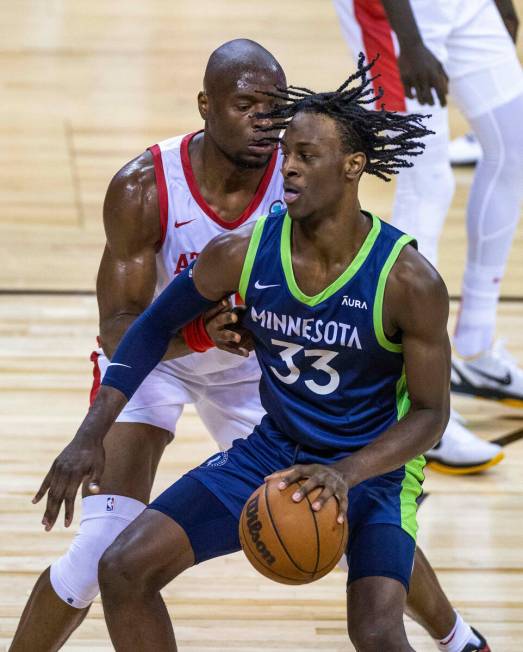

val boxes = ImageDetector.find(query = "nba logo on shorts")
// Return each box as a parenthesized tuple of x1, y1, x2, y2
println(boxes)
(106, 496, 115, 511)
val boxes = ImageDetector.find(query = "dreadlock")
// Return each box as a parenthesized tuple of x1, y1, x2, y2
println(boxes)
(256, 53, 434, 181)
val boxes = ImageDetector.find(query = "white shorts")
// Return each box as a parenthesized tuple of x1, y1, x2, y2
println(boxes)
(334, 0, 523, 118)
(90, 350, 266, 451)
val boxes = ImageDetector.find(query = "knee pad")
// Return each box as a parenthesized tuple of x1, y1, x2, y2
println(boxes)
(50, 494, 145, 608)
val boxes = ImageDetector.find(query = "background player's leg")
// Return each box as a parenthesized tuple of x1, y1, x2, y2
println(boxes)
(391, 103, 455, 268)
(347, 576, 412, 652)
(454, 93, 523, 357)
(10, 568, 91, 652)
(9, 421, 173, 652)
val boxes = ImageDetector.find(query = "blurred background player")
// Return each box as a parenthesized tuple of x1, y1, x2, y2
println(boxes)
(333, 0, 523, 473)
(449, 1, 519, 166)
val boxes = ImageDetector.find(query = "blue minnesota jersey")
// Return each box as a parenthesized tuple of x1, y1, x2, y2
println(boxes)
(239, 209, 416, 452)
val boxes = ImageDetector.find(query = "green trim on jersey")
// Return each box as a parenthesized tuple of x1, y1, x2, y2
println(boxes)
(238, 216, 267, 302)
(280, 212, 381, 307)
(396, 371, 426, 541)
(373, 233, 416, 353)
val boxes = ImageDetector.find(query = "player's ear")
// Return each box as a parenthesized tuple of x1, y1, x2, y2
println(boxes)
(344, 151, 366, 180)
(198, 91, 208, 120)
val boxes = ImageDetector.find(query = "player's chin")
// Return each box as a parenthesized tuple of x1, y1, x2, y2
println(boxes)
(285, 198, 309, 221)
(237, 144, 275, 168)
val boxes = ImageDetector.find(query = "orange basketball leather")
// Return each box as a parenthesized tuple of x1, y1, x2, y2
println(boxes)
(239, 479, 348, 585)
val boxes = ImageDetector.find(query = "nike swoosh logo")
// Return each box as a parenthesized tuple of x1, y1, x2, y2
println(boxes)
(473, 368, 512, 386)
(254, 280, 280, 290)
(107, 362, 132, 369)
(174, 219, 195, 228)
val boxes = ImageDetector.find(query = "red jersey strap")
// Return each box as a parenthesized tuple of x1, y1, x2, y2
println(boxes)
(180, 131, 278, 230)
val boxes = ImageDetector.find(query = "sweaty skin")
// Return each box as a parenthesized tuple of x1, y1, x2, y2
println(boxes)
(9, 38, 285, 652)
(34, 110, 451, 652)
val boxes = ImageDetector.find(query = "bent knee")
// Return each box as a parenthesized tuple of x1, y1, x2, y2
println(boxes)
(98, 537, 145, 597)
(349, 618, 407, 652)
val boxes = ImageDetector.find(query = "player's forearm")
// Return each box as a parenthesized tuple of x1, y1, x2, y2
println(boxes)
(334, 406, 448, 487)
(380, 0, 424, 49)
(102, 266, 215, 400)
(100, 315, 193, 361)
(75, 385, 128, 445)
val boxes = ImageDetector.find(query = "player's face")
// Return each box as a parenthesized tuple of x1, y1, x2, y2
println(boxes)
(201, 70, 284, 169)
(281, 112, 361, 221)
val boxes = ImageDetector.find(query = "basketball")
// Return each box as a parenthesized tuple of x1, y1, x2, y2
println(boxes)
(239, 479, 348, 585)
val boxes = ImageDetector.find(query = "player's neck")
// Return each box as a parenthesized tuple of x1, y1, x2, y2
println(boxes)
(293, 200, 370, 267)
(191, 133, 271, 198)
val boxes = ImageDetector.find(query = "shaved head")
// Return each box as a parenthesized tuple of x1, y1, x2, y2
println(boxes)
(204, 39, 285, 95)
(197, 39, 284, 169)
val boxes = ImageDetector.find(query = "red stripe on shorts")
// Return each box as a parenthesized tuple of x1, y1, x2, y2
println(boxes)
(89, 350, 101, 406)
(353, 0, 406, 112)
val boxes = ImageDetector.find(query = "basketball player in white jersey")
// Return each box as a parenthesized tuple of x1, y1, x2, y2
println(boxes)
(334, 0, 523, 474)
(11, 40, 486, 652)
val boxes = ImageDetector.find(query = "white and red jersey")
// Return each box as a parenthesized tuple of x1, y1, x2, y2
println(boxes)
(147, 131, 284, 379)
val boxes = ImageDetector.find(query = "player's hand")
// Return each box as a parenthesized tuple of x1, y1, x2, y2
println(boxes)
(265, 464, 349, 524)
(205, 301, 254, 357)
(397, 43, 448, 107)
(33, 438, 105, 531)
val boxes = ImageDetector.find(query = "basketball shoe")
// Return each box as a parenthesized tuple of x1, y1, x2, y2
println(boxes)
(459, 627, 491, 651)
(451, 339, 523, 407)
(449, 132, 482, 166)
(426, 410, 503, 474)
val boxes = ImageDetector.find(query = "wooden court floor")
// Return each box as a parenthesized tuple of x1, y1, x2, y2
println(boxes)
(1, 1, 523, 650)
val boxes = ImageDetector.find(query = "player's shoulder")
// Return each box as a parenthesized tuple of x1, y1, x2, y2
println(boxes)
(390, 243, 448, 311)
(107, 150, 156, 204)
(105, 132, 188, 200)
(103, 150, 159, 248)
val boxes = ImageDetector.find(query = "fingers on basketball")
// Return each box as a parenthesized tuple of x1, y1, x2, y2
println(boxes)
(239, 479, 348, 585)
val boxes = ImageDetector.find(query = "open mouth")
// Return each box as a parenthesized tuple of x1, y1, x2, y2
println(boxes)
(283, 185, 301, 204)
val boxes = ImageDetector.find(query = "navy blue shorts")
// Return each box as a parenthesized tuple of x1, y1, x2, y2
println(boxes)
(149, 419, 424, 591)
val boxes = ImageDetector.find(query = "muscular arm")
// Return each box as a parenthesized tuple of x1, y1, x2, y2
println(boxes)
(380, 0, 448, 106)
(90, 225, 253, 427)
(34, 226, 253, 530)
(334, 246, 450, 485)
(97, 150, 193, 360)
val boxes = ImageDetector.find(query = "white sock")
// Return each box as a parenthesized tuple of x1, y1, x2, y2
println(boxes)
(453, 264, 502, 357)
(436, 611, 480, 652)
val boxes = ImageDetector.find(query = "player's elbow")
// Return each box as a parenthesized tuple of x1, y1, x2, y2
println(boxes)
(99, 313, 138, 359)
(427, 403, 450, 449)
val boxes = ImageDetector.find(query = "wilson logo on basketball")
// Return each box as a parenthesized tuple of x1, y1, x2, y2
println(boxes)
(245, 495, 276, 566)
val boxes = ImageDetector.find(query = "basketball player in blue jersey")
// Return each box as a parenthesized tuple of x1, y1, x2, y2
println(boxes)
(32, 58, 490, 652)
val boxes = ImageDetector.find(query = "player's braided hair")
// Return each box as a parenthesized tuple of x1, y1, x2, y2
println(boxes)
(256, 53, 433, 181)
